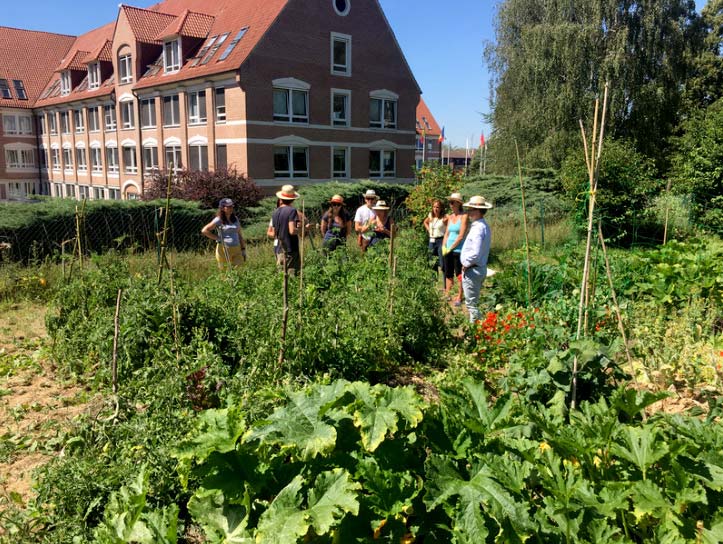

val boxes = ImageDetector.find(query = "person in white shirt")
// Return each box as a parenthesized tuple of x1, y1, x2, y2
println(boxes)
(354, 189, 379, 252)
(460, 195, 493, 323)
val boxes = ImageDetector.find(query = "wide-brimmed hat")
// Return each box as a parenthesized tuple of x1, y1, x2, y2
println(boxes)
(372, 200, 390, 211)
(463, 195, 493, 209)
(362, 189, 379, 200)
(448, 192, 463, 203)
(218, 198, 234, 208)
(329, 194, 344, 204)
(276, 184, 300, 200)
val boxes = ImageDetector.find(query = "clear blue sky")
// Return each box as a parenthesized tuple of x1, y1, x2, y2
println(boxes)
(2, 0, 708, 149)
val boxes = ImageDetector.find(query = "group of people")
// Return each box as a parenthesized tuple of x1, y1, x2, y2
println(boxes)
(423, 192, 493, 322)
(202, 184, 493, 322)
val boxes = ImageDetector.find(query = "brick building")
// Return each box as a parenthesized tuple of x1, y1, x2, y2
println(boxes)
(1, 0, 421, 201)
(415, 97, 441, 169)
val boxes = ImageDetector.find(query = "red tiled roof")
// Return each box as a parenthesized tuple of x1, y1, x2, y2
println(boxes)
(133, 0, 290, 90)
(82, 40, 113, 63)
(35, 21, 116, 107)
(416, 97, 442, 136)
(0, 26, 75, 108)
(122, 5, 177, 45)
(155, 9, 215, 40)
(57, 50, 91, 71)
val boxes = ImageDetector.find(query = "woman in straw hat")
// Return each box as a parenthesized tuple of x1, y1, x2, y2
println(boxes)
(460, 195, 493, 323)
(441, 193, 468, 306)
(321, 194, 352, 251)
(369, 200, 395, 247)
(201, 197, 246, 269)
(269, 184, 302, 274)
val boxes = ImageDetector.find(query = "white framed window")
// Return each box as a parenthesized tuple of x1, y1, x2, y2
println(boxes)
(2, 115, 17, 134)
(215, 88, 226, 122)
(165, 145, 182, 171)
(189, 144, 208, 171)
(330, 32, 351, 76)
(332, 147, 349, 178)
(60, 71, 71, 95)
(163, 39, 181, 73)
(106, 147, 119, 174)
(48, 113, 57, 135)
(140, 98, 156, 128)
(416, 136, 424, 150)
(74, 109, 85, 133)
(273, 88, 308, 123)
(120, 100, 134, 129)
(76, 148, 87, 172)
(122, 146, 137, 173)
(104, 104, 117, 130)
(163, 95, 180, 126)
(109, 188, 121, 200)
(88, 107, 100, 132)
(4, 150, 19, 168)
(13, 80, 28, 100)
(61, 112, 71, 134)
(218, 28, 247, 62)
(39, 116, 47, 135)
(369, 149, 395, 178)
(0, 79, 11, 99)
(88, 63, 100, 89)
(370, 97, 397, 129)
(20, 149, 34, 168)
(332, 0, 350, 16)
(331, 89, 351, 126)
(51, 148, 61, 170)
(78, 185, 90, 200)
(40, 148, 48, 169)
(273, 146, 308, 178)
(65, 184, 76, 198)
(118, 53, 133, 84)
(63, 148, 73, 170)
(216, 144, 227, 169)
(91, 147, 103, 172)
(92, 187, 103, 200)
(143, 146, 158, 173)
(187, 90, 207, 124)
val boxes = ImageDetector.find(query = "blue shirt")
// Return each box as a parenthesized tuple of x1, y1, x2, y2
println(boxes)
(460, 218, 491, 270)
(212, 217, 241, 247)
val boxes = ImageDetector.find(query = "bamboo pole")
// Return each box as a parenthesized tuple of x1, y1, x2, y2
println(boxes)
(278, 256, 289, 368)
(515, 140, 532, 307)
(299, 199, 305, 320)
(663, 179, 673, 244)
(157, 170, 173, 284)
(598, 225, 637, 384)
(572, 83, 609, 411)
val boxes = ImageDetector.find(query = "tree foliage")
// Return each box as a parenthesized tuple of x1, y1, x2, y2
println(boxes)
(486, 0, 706, 172)
(682, 0, 723, 111)
(143, 168, 262, 215)
(669, 97, 723, 234)
(560, 139, 661, 243)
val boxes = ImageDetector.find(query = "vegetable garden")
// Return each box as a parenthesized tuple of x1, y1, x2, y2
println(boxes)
(1, 168, 722, 543)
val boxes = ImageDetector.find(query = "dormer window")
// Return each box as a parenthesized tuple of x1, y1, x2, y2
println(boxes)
(163, 39, 181, 73)
(118, 49, 133, 84)
(88, 63, 100, 90)
(60, 71, 71, 96)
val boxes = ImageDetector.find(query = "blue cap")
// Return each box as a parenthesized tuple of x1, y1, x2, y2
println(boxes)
(219, 198, 234, 208)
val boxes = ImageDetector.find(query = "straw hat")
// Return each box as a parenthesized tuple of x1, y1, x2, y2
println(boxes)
(372, 200, 390, 211)
(362, 189, 379, 200)
(276, 184, 300, 200)
(448, 192, 463, 203)
(218, 197, 234, 208)
(462, 195, 493, 209)
(329, 194, 344, 204)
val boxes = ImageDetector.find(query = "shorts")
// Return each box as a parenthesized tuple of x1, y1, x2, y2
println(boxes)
(443, 251, 462, 279)
(215, 244, 244, 268)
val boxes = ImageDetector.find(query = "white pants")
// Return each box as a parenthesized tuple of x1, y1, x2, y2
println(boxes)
(462, 266, 486, 322)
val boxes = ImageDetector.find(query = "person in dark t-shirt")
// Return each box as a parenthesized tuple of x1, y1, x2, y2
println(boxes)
(269, 184, 301, 274)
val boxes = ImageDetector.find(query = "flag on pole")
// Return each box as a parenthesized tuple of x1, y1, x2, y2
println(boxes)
(420, 129, 425, 143)
(438, 126, 445, 144)
(480, 133, 486, 148)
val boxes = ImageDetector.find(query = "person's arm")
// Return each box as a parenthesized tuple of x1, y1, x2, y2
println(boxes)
(321, 213, 329, 236)
(344, 219, 352, 238)
(266, 218, 275, 238)
(441, 216, 450, 249)
(423, 214, 431, 235)
(288, 209, 299, 236)
(450, 215, 469, 251)
(460, 224, 480, 269)
(201, 219, 220, 242)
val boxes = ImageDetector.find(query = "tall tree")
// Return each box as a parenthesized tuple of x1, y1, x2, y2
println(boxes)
(485, 0, 704, 172)
(682, 0, 723, 111)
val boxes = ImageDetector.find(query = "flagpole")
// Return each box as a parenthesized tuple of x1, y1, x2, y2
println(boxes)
(422, 132, 426, 164)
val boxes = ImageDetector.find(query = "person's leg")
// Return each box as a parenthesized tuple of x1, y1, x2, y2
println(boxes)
(452, 254, 463, 305)
(443, 252, 454, 296)
(286, 251, 300, 276)
(462, 268, 484, 322)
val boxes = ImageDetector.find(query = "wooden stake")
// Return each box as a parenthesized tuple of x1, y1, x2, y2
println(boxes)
(299, 199, 305, 320)
(157, 169, 173, 284)
(663, 179, 673, 245)
(278, 257, 289, 368)
(515, 140, 532, 307)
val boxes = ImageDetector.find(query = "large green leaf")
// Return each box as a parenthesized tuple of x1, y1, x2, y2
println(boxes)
(350, 383, 424, 452)
(355, 456, 421, 518)
(187, 488, 253, 544)
(255, 475, 309, 543)
(307, 469, 361, 534)
(246, 381, 350, 460)
(175, 406, 246, 464)
(611, 427, 669, 480)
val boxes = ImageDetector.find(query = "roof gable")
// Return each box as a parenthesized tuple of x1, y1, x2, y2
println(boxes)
(154, 9, 215, 40)
(416, 98, 441, 135)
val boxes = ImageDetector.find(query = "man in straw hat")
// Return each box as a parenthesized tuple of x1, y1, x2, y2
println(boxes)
(460, 195, 493, 323)
(269, 184, 301, 274)
(354, 189, 379, 252)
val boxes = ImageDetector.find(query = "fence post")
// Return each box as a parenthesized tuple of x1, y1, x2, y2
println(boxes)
(540, 203, 545, 248)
